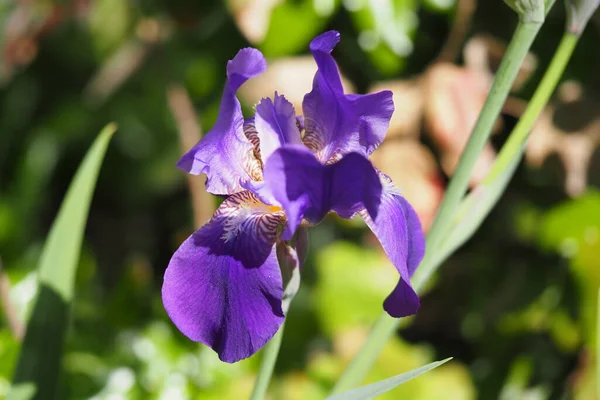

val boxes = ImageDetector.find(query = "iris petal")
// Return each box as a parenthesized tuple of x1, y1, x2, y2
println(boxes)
(302, 31, 394, 162)
(254, 92, 303, 163)
(360, 173, 425, 318)
(177, 48, 266, 195)
(260, 146, 382, 239)
(162, 191, 285, 363)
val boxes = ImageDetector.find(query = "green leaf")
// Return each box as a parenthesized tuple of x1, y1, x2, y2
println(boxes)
(8, 124, 116, 400)
(326, 358, 452, 400)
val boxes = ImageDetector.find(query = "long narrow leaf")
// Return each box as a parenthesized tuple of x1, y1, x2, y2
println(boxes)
(326, 358, 452, 400)
(8, 124, 116, 400)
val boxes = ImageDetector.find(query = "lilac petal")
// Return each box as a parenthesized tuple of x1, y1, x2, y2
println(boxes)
(302, 31, 394, 162)
(162, 191, 285, 363)
(254, 92, 302, 163)
(361, 173, 425, 318)
(261, 146, 381, 239)
(177, 48, 266, 195)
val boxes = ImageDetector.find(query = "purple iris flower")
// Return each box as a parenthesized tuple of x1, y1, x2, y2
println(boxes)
(162, 31, 425, 363)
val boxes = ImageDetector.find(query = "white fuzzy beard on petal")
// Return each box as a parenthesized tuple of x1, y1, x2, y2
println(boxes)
(218, 191, 284, 243)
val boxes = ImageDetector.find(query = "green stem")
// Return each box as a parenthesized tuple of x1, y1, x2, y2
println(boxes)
(331, 20, 544, 395)
(249, 323, 285, 400)
(485, 32, 579, 183)
(421, 20, 541, 280)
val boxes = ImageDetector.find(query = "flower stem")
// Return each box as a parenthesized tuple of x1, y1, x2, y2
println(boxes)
(331, 19, 545, 394)
(484, 32, 579, 183)
(421, 20, 542, 281)
(332, 28, 577, 396)
(249, 323, 285, 400)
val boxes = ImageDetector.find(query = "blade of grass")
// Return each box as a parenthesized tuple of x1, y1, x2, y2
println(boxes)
(8, 124, 116, 400)
(326, 358, 452, 400)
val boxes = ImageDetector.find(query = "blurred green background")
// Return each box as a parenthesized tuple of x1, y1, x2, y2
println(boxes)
(1, 0, 600, 398)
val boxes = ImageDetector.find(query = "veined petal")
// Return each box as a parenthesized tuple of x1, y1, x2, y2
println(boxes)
(302, 31, 394, 162)
(360, 173, 425, 318)
(347, 91, 395, 156)
(255, 92, 302, 163)
(261, 146, 382, 239)
(177, 48, 266, 195)
(162, 191, 286, 363)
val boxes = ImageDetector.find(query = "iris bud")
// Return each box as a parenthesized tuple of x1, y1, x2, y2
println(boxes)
(565, 0, 600, 34)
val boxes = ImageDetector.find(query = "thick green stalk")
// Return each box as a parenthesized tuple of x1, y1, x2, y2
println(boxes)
(331, 20, 544, 394)
(420, 20, 541, 283)
(416, 31, 579, 290)
(249, 323, 285, 400)
(485, 32, 579, 183)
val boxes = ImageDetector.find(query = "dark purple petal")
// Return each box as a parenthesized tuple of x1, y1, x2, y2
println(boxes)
(361, 173, 425, 318)
(254, 92, 302, 163)
(162, 191, 285, 363)
(302, 31, 394, 162)
(177, 48, 266, 195)
(261, 146, 382, 239)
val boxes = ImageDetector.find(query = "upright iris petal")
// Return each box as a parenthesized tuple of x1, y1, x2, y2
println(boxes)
(302, 31, 394, 163)
(177, 48, 266, 195)
(162, 191, 285, 363)
(254, 92, 303, 163)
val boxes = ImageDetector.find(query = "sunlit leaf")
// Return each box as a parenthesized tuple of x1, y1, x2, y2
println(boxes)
(326, 358, 452, 400)
(8, 124, 116, 399)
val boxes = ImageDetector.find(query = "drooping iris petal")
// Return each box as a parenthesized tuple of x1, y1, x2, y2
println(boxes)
(254, 92, 302, 163)
(302, 31, 394, 162)
(162, 191, 286, 363)
(261, 145, 382, 239)
(177, 48, 266, 195)
(360, 173, 425, 318)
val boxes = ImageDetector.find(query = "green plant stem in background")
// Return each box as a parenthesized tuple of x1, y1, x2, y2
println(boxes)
(485, 32, 579, 183)
(331, 19, 547, 395)
(332, 28, 579, 396)
(249, 323, 286, 400)
(428, 31, 580, 269)
(420, 20, 542, 283)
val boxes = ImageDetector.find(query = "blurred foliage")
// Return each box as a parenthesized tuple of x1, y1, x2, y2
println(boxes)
(1, 0, 600, 399)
